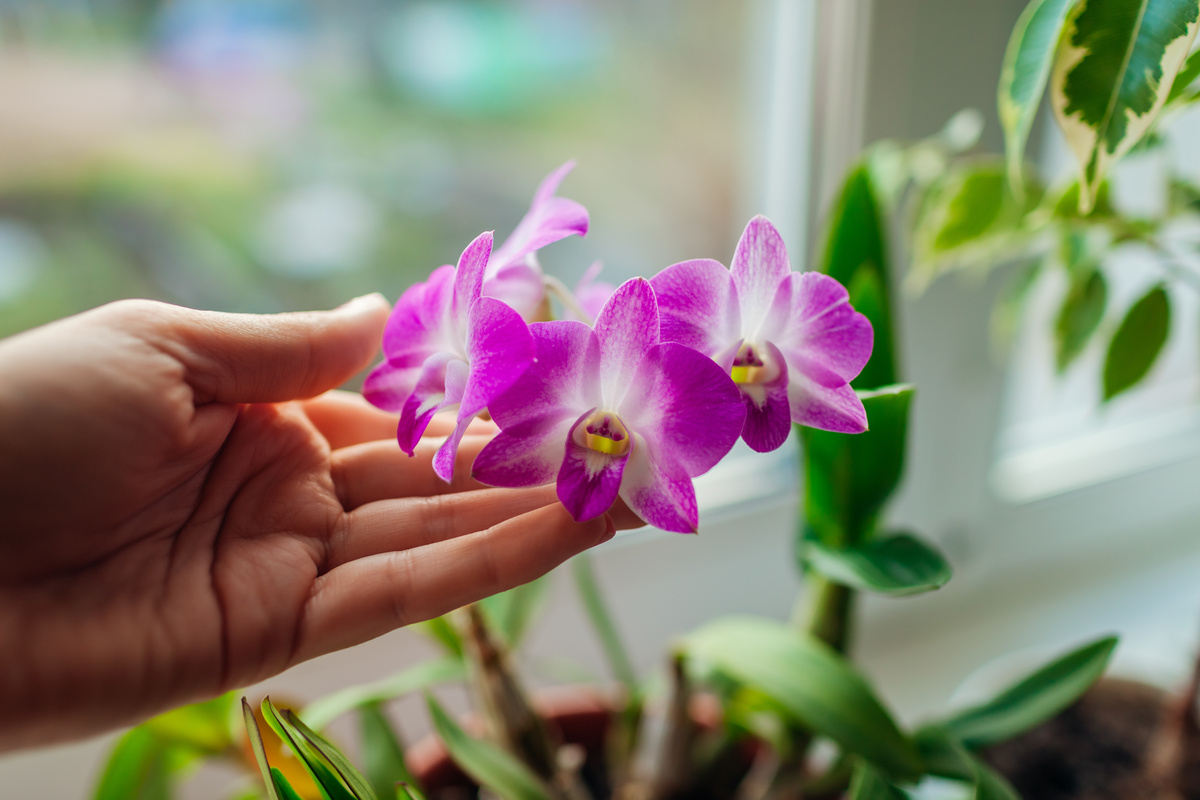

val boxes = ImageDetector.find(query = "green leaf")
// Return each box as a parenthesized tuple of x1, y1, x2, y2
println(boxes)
(93, 727, 172, 800)
(991, 259, 1044, 353)
(938, 635, 1117, 747)
(243, 698, 282, 800)
(1051, 0, 1200, 212)
(283, 708, 378, 800)
(820, 164, 897, 389)
(358, 703, 418, 800)
(847, 761, 911, 799)
(684, 616, 922, 779)
(395, 785, 426, 800)
(272, 768, 307, 800)
(424, 695, 554, 800)
(1167, 45, 1200, 102)
(803, 532, 953, 597)
(260, 698, 358, 800)
(800, 385, 914, 550)
(1055, 267, 1108, 371)
(303, 656, 468, 731)
(412, 616, 465, 659)
(1103, 284, 1170, 399)
(144, 691, 237, 753)
(999, 0, 1078, 190)
(479, 574, 550, 647)
(572, 554, 638, 690)
(914, 728, 1019, 799)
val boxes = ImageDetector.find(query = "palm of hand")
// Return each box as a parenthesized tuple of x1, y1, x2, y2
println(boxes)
(0, 299, 616, 749)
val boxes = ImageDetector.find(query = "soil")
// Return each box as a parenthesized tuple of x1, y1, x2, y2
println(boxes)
(983, 679, 1200, 800)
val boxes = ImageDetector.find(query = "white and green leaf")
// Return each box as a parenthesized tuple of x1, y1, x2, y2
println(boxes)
(999, 0, 1079, 190)
(1050, 0, 1200, 212)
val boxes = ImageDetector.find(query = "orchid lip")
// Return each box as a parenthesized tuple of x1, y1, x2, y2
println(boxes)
(730, 342, 775, 385)
(580, 410, 631, 456)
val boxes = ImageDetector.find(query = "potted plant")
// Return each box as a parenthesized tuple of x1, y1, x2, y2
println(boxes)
(92, 1, 1200, 798)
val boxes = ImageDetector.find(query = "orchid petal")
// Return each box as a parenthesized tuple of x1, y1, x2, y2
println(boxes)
(650, 258, 741, 366)
(461, 297, 536, 417)
(473, 417, 575, 488)
(732, 215, 792, 334)
(737, 341, 793, 453)
(482, 263, 546, 321)
(490, 161, 589, 272)
(618, 342, 745, 476)
(432, 413, 475, 483)
(486, 320, 602, 431)
(787, 372, 868, 433)
(396, 352, 457, 455)
(450, 231, 494, 337)
(381, 264, 456, 358)
(573, 261, 616, 323)
(557, 409, 628, 523)
(618, 433, 699, 534)
(765, 272, 874, 383)
(593, 278, 660, 408)
(362, 360, 422, 413)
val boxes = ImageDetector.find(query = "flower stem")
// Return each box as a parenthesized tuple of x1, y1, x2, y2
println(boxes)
(543, 274, 595, 324)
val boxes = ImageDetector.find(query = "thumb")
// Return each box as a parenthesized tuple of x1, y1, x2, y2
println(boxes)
(172, 294, 390, 404)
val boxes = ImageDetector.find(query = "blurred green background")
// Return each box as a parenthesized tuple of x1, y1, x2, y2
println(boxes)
(0, 0, 745, 338)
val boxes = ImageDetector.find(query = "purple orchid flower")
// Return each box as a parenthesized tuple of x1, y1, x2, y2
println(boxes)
(482, 161, 590, 319)
(472, 278, 746, 533)
(650, 215, 873, 453)
(363, 231, 535, 481)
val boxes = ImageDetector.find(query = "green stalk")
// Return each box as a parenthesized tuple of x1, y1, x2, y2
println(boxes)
(571, 554, 644, 784)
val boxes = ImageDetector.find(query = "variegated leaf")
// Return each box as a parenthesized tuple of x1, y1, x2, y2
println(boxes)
(1051, 0, 1200, 212)
(999, 0, 1079, 190)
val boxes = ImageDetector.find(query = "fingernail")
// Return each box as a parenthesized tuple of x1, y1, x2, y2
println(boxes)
(599, 514, 617, 543)
(337, 292, 388, 313)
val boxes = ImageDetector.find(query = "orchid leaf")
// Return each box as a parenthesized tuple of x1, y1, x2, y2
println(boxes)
(283, 708, 377, 800)
(999, 0, 1078, 190)
(480, 574, 550, 647)
(914, 728, 1019, 799)
(684, 616, 922, 780)
(821, 164, 897, 390)
(358, 703, 418, 800)
(1055, 267, 1108, 372)
(395, 785, 426, 800)
(243, 698, 282, 800)
(848, 761, 911, 799)
(425, 694, 554, 800)
(937, 635, 1117, 747)
(1050, 0, 1200, 212)
(803, 532, 952, 597)
(800, 385, 914, 550)
(260, 698, 357, 800)
(1103, 284, 1170, 399)
(303, 656, 468, 731)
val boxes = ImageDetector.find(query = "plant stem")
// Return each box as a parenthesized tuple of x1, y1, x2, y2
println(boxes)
(798, 574, 855, 655)
(649, 654, 697, 800)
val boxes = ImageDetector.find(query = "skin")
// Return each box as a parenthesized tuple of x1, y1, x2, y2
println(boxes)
(0, 295, 639, 751)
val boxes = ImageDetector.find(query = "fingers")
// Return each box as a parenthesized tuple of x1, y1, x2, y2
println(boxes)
(332, 434, 495, 509)
(332, 484, 560, 565)
(296, 503, 615, 662)
(301, 391, 400, 450)
(165, 294, 391, 404)
(302, 393, 499, 450)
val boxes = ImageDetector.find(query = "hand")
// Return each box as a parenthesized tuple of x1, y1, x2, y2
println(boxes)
(0, 297, 636, 750)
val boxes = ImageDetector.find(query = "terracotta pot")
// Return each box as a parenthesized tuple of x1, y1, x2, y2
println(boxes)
(407, 687, 616, 799)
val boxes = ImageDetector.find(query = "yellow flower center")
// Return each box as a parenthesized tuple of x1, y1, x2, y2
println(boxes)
(582, 411, 630, 456)
(731, 342, 770, 385)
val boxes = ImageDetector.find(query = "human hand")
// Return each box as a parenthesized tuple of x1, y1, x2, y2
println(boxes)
(0, 297, 637, 750)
